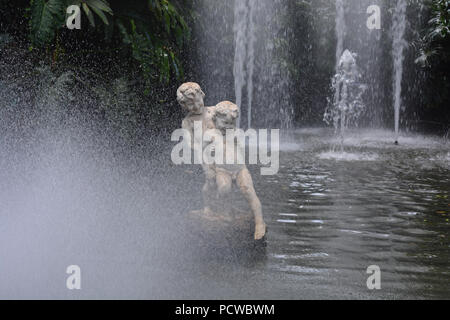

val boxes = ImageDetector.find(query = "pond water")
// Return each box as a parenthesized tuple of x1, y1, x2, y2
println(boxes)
(0, 128, 448, 299)
(264, 129, 449, 299)
(171, 128, 450, 299)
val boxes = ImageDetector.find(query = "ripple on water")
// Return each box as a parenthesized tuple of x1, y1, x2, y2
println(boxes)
(279, 142, 305, 152)
(274, 265, 327, 274)
(272, 253, 330, 259)
(318, 151, 379, 161)
(276, 219, 297, 224)
(260, 129, 449, 298)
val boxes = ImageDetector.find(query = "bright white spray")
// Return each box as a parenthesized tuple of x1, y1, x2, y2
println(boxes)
(334, 0, 345, 113)
(233, 0, 257, 128)
(392, 0, 407, 143)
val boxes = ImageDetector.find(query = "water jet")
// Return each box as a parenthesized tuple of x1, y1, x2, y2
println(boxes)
(392, 0, 407, 144)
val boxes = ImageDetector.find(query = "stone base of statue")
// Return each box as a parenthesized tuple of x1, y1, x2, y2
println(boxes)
(184, 192, 266, 255)
(188, 206, 253, 233)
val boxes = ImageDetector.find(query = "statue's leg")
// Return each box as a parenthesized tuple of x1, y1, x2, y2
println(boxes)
(216, 170, 232, 197)
(236, 168, 266, 240)
(214, 170, 233, 221)
(202, 164, 216, 214)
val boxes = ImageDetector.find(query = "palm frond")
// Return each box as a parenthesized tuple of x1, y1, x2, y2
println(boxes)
(30, 0, 65, 46)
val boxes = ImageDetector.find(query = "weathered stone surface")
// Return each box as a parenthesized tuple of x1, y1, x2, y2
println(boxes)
(175, 85, 267, 241)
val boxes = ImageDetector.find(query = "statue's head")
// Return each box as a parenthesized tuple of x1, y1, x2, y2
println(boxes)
(176, 82, 205, 114)
(214, 101, 239, 134)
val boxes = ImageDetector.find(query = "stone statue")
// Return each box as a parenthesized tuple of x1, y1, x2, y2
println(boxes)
(211, 101, 266, 241)
(176, 82, 217, 215)
(176, 84, 266, 241)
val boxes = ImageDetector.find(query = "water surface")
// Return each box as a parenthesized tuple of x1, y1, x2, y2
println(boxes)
(0, 128, 448, 299)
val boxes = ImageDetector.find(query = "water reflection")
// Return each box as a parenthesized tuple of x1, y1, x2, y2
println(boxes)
(0, 128, 447, 299)
(255, 128, 449, 299)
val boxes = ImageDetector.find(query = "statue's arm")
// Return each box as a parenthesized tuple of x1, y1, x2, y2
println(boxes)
(182, 119, 194, 150)
(202, 107, 217, 149)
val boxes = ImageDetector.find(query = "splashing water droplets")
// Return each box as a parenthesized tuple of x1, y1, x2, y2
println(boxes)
(324, 50, 367, 151)
(392, 0, 407, 144)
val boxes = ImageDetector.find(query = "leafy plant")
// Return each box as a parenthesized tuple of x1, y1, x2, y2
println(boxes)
(27, 0, 189, 85)
(29, 0, 113, 46)
(429, 0, 450, 39)
(415, 0, 450, 65)
(118, 19, 184, 88)
(75, 0, 113, 27)
(29, 0, 65, 46)
(116, 0, 189, 86)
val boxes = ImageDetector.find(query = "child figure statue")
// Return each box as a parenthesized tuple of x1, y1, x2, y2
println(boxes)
(211, 101, 266, 241)
(176, 82, 217, 215)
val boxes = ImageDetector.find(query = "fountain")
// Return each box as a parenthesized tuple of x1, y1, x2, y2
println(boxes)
(196, 0, 293, 129)
(331, 0, 346, 137)
(335, 0, 345, 72)
(392, 0, 407, 144)
(326, 0, 385, 128)
(233, 0, 256, 128)
(1, 0, 450, 300)
(324, 50, 366, 151)
(321, 0, 368, 152)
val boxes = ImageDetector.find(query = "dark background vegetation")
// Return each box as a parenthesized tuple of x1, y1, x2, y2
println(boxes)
(0, 0, 449, 145)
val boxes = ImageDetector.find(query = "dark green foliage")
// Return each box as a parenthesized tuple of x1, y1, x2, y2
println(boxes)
(414, 0, 450, 131)
(29, 0, 65, 46)
(29, 0, 113, 46)
(26, 0, 189, 85)
(1, 0, 449, 135)
(116, 0, 189, 86)
(429, 0, 450, 38)
(78, 0, 114, 26)
(416, 0, 450, 64)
